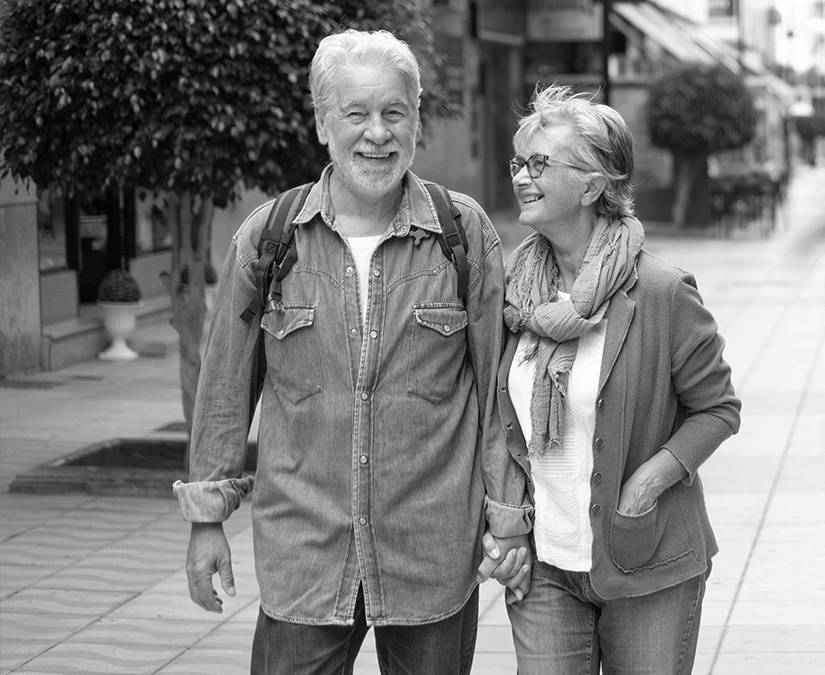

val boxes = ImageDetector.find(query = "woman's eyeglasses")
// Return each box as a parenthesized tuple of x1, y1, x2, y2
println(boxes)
(509, 154, 585, 178)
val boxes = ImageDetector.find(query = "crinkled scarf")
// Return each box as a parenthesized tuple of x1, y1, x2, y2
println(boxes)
(503, 215, 645, 458)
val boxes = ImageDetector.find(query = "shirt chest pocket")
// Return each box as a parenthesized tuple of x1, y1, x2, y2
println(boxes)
(407, 304, 468, 404)
(261, 305, 323, 403)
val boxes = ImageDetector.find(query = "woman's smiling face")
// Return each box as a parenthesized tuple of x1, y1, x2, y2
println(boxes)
(511, 125, 590, 237)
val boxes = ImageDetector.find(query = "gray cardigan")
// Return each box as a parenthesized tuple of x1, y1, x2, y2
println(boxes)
(497, 250, 741, 599)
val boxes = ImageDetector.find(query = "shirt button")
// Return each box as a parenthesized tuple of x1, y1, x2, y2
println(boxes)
(591, 504, 601, 515)
(359, 455, 368, 464)
(443, 324, 452, 333)
(277, 330, 285, 338)
(592, 472, 603, 483)
(369, 330, 378, 339)
(360, 392, 369, 400)
(350, 327, 359, 336)
(596, 398, 605, 409)
(372, 269, 381, 277)
(359, 516, 368, 525)
(345, 266, 354, 276)
(594, 437, 604, 449)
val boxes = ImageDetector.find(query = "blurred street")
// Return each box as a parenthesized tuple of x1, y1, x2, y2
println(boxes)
(1, 164, 824, 674)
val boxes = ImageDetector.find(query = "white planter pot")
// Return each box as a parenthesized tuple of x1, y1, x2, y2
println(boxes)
(98, 301, 143, 361)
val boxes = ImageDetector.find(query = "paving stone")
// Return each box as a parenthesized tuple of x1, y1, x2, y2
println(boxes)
(711, 652, 825, 673)
(157, 647, 249, 675)
(14, 640, 180, 674)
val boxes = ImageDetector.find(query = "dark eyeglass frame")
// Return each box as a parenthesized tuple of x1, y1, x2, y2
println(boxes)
(509, 153, 586, 179)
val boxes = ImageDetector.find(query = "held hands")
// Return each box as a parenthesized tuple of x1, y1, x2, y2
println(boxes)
(476, 531, 532, 605)
(186, 522, 236, 613)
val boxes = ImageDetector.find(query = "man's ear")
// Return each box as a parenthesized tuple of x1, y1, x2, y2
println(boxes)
(581, 173, 607, 208)
(315, 110, 328, 146)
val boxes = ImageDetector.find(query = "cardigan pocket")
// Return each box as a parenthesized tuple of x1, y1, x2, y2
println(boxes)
(609, 497, 694, 573)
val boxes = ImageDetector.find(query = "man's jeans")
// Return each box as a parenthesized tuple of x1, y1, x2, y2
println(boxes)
(507, 562, 707, 675)
(250, 585, 478, 674)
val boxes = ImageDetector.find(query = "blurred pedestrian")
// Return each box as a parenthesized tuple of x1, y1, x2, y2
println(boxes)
(173, 29, 531, 674)
(479, 84, 741, 674)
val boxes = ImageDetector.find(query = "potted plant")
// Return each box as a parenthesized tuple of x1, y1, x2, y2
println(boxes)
(97, 269, 143, 361)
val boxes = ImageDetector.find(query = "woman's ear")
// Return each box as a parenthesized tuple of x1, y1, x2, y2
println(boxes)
(315, 110, 329, 146)
(581, 173, 607, 207)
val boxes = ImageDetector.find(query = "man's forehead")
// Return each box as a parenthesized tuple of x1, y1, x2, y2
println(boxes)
(337, 93, 412, 109)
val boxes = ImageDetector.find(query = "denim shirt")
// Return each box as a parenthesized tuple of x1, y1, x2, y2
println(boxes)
(174, 167, 532, 626)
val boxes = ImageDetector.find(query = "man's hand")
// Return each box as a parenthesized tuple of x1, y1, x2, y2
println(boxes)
(476, 531, 532, 604)
(186, 522, 236, 613)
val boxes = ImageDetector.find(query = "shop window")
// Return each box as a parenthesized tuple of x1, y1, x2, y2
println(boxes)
(135, 188, 172, 253)
(37, 188, 68, 272)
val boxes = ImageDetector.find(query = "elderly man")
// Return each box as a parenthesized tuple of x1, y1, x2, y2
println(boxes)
(173, 29, 531, 674)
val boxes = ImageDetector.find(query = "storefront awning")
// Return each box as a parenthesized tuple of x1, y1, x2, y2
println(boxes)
(612, 1, 716, 64)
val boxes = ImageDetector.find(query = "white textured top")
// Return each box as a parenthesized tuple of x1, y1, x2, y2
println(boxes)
(508, 293, 607, 571)
(347, 235, 382, 326)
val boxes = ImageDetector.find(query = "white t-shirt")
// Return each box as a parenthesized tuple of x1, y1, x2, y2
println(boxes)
(508, 293, 607, 571)
(347, 235, 382, 326)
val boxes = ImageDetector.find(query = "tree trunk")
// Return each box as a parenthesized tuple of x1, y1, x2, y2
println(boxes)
(161, 194, 214, 470)
(671, 153, 707, 228)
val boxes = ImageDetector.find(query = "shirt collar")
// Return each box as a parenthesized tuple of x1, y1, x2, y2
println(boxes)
(292, 164, 444, 237)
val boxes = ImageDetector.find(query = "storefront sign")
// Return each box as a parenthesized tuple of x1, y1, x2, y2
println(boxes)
(709, 0, 736, 18)
(526, 0, 603, 42)
(477, 0, 525, 45)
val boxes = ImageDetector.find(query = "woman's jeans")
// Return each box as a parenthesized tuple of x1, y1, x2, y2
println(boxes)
(250, 585, 478, 674)
(507, 562, 707, 675)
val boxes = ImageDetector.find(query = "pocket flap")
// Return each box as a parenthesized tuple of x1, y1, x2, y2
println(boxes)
(261, 305, 315, 340)
(413, 306, 468, 336)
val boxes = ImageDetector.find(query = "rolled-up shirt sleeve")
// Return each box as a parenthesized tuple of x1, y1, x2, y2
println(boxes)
(172, 476, 255, 522)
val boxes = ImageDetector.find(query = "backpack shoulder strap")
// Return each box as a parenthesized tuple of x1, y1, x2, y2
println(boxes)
(424, 182, 469, 300)
(242, 183, 311, 428)
(240, 183, 312, 323)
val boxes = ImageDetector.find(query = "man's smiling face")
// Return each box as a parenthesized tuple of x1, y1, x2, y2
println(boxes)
(316, 63, 419, 202)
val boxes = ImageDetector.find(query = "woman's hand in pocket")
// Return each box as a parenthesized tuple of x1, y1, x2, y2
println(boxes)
(618, 448, 687, 516)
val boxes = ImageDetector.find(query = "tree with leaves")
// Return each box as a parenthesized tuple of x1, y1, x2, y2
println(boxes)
(0, 0, 454, 434)
(646, 62, 756, 228)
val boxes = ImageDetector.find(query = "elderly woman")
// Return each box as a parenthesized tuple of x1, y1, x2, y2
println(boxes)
(489, 85, 741, 673)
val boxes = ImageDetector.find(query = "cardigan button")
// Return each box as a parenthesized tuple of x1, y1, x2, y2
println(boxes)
(594, 437, 605, 449)
(592, 472, 603, 484)
(596, 398, 605, 409)
(591, 504, 601, 515)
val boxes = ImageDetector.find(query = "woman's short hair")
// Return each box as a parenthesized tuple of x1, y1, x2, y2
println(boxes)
(310, 30, 422, 117)
(514, 84, 636, 219)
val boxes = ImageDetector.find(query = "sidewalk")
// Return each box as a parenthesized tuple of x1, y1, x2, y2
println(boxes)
(2, 165, 824, 674)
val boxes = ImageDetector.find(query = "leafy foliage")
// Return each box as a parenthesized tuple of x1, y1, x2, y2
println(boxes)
(646, 63, 756, 155)
(97, 269, 142, 303)
(0, 0, 455, 205)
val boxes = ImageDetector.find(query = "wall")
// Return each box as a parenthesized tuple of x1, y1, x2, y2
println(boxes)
(130, 250, 172, 298)
(210, 187, 271, 268)
(0, 177, 41, 375)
